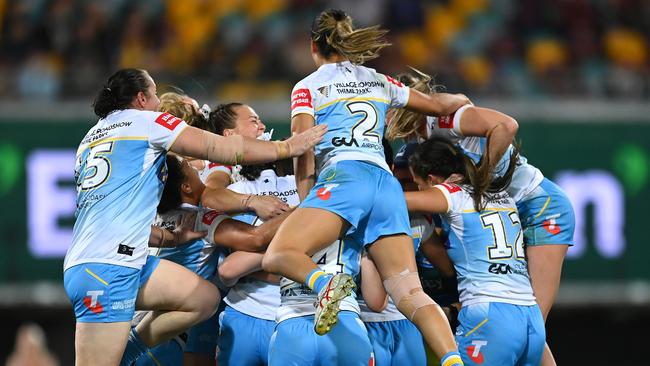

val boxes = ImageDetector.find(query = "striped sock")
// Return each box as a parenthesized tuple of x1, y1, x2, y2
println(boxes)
(305, 269, 332, 293)
(440, 351, 463, 366)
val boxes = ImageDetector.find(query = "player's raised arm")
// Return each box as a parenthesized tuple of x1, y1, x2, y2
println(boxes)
(169, 124, 326, 166)
(406, 89, 471, 117)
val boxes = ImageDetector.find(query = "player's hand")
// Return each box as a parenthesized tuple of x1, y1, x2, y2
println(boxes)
(250, 195, 290, 220)
(286, 124, 327, 157)
(173, 212, 207, 246)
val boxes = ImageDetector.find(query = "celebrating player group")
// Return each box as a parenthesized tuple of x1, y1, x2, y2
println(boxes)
(65, 8, 574, 366)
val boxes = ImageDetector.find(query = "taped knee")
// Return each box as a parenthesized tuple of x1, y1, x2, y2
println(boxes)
(383, 270, 436, 321)
(203, 131, 244, 165)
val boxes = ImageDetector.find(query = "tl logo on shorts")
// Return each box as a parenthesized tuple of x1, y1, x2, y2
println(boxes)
(543, 214, 561, 235)
(467, 340, 487, 364)
(316, 184, 339, 200)
(83, 290, 104, 314)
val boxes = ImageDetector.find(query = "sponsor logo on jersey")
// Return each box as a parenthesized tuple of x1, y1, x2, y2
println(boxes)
(316, 184, 339, 200)
(332, 136, 359, 147)
(438, 113, 455, 129)
(202, 210, 220, 225)
(117, 244, 135, 256)
(439, 183, 461, 193)
(543, 214, 561, 235)
(155, 112, 183, 130)
(488, 263, 512, 275)
(467, 340, 487, 364)
(291, 88, 312, 110)
(83, 290, 104, 314)
(385, 75, 404, 88)
(317, 85, 331, 98)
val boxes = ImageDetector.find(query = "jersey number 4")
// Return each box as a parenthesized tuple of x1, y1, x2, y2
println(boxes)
(78, 142, 114, 190)
(481, 211, 525, 260)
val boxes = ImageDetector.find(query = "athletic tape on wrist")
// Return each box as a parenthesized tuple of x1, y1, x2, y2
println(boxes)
(274, 141, 291, 160)
(203, 130, 245, 165)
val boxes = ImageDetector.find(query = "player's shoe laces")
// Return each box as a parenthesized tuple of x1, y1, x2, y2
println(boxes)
(314, 273, 356, 335)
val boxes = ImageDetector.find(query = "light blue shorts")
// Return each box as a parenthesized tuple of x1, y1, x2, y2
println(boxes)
(218, 305, 275, 366)
(301, 160, 411, 246)
(456, 302, 545, 366)
(269, 311, 373, 366)
(63, 256, 160, 323)
(366, 319, 425, 366)
(517, 178, 575, 246)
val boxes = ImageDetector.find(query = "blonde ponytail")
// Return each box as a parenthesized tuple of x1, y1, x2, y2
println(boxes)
(312, 9, 390, 65)
(386, 68, 440, 140)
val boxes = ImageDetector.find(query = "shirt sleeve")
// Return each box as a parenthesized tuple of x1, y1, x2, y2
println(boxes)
(433, 183, 463, 213)
(148, 112, 189, 150)
(203, 162, 233, 179)
(428, 104, 472, 138)
(290, 81, 315, 118)
(199, 210, 231, 245)
(378, 73, 410, 108)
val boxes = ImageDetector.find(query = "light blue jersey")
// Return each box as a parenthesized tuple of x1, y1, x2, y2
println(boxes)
(435, 183, 544, 365)
(425, 108, 575, 246)
(217, 170, 299, 366)
(435, 183, 536, 306)
(425, 107, 543, 203)
(150, 207, 228, 280)
(66, 110, 187, 270)
(291, 61, 409, 173)
(277, 236, 363, 322)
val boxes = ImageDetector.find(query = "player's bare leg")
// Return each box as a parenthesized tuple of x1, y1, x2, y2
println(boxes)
(368, 235, 461, 365)
(75, 321, 131, 366)
(527, 244, 568, 366)
(133, 259, 219, 346)
(262, 207, 351, 333)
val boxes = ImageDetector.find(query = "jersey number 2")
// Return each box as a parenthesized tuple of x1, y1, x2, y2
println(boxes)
(347, 101, 381, 144)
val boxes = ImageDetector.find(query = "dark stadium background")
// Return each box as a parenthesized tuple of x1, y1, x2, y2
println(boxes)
(1, 0, 649, 364)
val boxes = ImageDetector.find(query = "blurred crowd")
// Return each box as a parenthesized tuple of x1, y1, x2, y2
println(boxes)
(1, 0, 649, 102)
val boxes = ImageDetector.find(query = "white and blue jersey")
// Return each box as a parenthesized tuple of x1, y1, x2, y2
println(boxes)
(151, 207, 229, 280)
(425, 108, 575, 246)
(136, 208, 229, 364)
(66, 110, 187, 270)
(434, 182, 545, 365)
(291, 60, 409, 173)
(425, 106, 543, 203)
(64, 109, 186, 324)
(217, 170, 298, 366)
(270, 236, 371, 366)
(292, 61, 412, 246)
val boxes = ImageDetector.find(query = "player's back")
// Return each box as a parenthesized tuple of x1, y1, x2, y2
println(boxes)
(291, 61, 409, 172)
(66, 109, 186, 270)
(436, 183, 536, 307)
